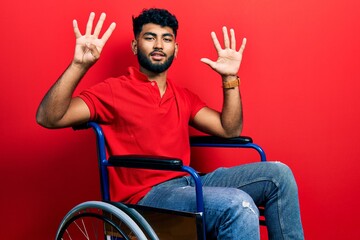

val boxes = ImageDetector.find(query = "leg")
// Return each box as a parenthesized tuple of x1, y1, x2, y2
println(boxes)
(138, 177, 260, 240)
(201, 161, 304, 240)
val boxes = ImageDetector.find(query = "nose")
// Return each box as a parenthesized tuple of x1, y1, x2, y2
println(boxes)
(154, 39, 163, 50)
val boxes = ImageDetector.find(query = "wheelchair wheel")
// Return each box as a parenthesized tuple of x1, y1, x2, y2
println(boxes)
(56, 201, 157, 240)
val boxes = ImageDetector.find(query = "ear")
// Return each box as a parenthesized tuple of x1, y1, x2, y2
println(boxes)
(131, 39, 138, 55)
(174, 42, 179, 58)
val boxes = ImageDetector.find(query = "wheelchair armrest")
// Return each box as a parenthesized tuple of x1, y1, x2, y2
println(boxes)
(108, 155, 205, 215)
(72, 122, 91, 130)
(108, 155, 183, 171)
(190, 135, 253, 145)
(190, 135, 267, 162)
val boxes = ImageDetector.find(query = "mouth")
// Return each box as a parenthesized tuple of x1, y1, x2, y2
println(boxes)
(150, 51, 166, 61)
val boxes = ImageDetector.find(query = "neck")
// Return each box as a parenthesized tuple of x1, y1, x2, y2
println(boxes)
(140, 67, 168, 97)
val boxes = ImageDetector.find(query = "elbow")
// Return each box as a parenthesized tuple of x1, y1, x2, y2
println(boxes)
(36, 110, 56, 129)
(36, 118, 58, 129)
(220, 113, 243, 138)
(232, 128, 243, 138)
(36, 109, 45, 127)
(223, 125, 243, 138)
(236, 124, 243, 137)
(229, 130, 243, 138)
(36, 114, 50, 128)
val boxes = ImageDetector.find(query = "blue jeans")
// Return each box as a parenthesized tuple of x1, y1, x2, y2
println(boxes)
(138, 161, 304, 240)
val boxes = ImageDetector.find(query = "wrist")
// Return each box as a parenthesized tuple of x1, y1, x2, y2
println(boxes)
(70, 61, 91, 73)
(222, 76, 240, 89)
(222, 75, 238, 82)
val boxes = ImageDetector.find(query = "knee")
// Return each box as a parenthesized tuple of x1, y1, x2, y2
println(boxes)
(206, 188, 259, 217)
(219, 189, 259, 221)
(271, 162, 299, 193)
(219, 191, 260, 236)
(204, 189, 260, 239)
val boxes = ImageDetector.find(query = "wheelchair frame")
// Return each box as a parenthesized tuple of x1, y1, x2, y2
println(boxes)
(56, 121, 267, 240)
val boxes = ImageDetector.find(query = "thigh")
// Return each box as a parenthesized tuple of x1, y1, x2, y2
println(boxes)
(200, 161, 293, 205)
(139, 181, 260, 240)
(138, 177, 257, 214)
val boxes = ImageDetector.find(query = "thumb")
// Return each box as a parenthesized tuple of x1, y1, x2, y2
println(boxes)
(86, 42, 100, 60)
(200, 58, 215, 68)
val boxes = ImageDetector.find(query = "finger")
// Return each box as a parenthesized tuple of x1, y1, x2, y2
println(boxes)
(73, 19, 82, 38)
(238, 37, 247, 53)
(223, 26, 230, 49)
(86, 43, 100, 60)
(210, 31, 222, 52)
(93, 12, 106, 37)
(85, 12, 95, 36)
(101, 22, 117, 44)
(230, 28, 236, 50)
(200, 58, 216, 69)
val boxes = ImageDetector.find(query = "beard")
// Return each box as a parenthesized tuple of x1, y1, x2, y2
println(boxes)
(137, 49, 175, 74)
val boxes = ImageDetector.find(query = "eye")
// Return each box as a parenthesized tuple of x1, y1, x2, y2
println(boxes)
(163, 38, 173, 42)
(144, 36, 155, 41)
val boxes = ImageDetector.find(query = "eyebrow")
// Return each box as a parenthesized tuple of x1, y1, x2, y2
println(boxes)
(143, 32, 174, 38)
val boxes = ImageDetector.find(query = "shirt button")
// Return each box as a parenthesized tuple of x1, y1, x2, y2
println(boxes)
(151, 82, 156, 86)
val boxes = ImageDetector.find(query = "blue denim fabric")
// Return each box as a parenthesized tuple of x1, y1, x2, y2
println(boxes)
(138, 161, 304, 240)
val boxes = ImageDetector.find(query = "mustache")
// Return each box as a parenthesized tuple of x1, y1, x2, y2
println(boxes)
(150, 50, 166, 57)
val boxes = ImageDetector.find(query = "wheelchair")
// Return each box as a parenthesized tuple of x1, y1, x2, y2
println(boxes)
(55, 121, 267, 240)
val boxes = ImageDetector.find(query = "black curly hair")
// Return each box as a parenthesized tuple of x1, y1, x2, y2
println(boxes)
(132, 8, 178, 38)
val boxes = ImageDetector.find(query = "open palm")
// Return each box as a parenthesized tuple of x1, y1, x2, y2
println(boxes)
(201, 27, 246, 77)
(72, 12, 116, 67)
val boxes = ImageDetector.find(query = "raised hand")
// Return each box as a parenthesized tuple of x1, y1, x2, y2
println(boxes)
(72, 12, 116, 68)
(201, 26, 246, 77)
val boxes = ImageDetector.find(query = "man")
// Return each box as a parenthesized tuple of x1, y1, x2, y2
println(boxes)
(36, 9, 304, 239)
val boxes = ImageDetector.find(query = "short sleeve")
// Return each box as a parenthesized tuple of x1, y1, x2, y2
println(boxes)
(184, 88, 207, 120)
(78, 80, 115, 123)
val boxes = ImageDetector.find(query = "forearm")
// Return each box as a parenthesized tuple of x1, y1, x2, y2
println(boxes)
(220, 75, 243, 137)
(36, 62, 88, 128)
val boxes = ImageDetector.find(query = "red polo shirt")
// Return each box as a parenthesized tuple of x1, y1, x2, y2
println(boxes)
(79, 67, 206, 203)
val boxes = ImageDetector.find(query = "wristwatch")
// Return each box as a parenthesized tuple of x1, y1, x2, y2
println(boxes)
(223, 76, 240, 89)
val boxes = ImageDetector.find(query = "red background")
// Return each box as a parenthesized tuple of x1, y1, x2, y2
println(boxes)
(1, 0, 360, 239)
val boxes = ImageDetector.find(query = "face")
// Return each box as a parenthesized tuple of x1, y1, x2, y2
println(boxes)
(132, 23, 178, 74)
